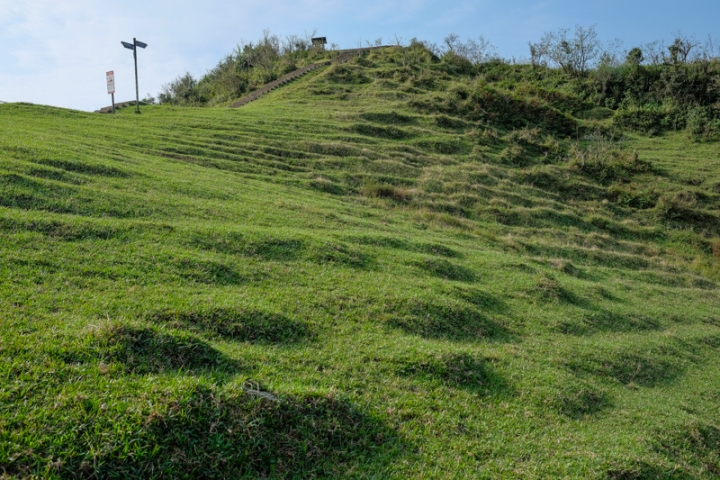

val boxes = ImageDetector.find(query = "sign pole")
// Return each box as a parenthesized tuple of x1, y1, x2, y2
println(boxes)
(121, 38, 147, 113)
(133, 37, 140, 114)
(106, 70, 116, 113)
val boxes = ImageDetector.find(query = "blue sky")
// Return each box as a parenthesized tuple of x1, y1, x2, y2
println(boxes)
(1, 0, 718, 111)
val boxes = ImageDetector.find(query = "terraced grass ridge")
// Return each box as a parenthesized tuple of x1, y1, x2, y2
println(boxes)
(2, 45, 720, 479)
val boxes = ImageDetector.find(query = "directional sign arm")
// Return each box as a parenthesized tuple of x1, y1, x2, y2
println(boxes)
(121, 41, 135, 50)
(134, 40, 148, 49)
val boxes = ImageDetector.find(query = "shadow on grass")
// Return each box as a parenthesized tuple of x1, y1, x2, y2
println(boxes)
(188, 232, 374, 268)
(150, 307, 314, 344)
(188, 231, 305, 260)
(450, 286, 509, 314)
(174, 257, 246, 285)
(412, 258, 476, 282)
(7, 387, 404, 479)
(605, 461, 693, 480)
(530, 273, 586, 305)
(0, 216, 133, 242)
(32, 158, 131, 178)
(359, 111, 417, 125)
(556, 310, 662, 336)
(543, 379, 613, 418)
(306, 242, 375, 269)
(85, 325, 241, 374)
(346, 234, 462, 258)
(383, 298, 511, 342)
(653, 421, 720, 478)
(565, 343, 691, 387)
(396, 353, 512, 397)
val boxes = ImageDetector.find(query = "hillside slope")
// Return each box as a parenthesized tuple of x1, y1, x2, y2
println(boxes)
(1, 47, 720, 479)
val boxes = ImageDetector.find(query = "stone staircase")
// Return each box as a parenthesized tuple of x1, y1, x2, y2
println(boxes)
(228, 47, 382, 108)
(228, 61, 330, 108)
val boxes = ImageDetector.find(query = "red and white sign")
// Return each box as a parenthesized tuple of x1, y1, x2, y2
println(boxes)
(106, 71, 115, 94)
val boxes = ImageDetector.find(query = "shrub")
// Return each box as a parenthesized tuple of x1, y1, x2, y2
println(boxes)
(566, 137, 651, 183)
(613, 104, 685, 134)
(687, 105, 720, 140)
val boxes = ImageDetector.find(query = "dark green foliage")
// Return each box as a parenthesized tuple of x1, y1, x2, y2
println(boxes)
(686, 106, 720, 140)
(600, 61, 720, 135)
(614, 105, 686, 135)
(411, 84, 578, 136)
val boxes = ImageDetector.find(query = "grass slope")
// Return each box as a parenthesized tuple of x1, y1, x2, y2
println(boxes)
(1, 48, 720, 478)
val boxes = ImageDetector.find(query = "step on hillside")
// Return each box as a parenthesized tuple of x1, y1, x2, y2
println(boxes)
(229, 47, 385, 108)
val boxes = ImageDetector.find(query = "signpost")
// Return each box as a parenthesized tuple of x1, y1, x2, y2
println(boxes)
(106, 71, 116, 113)
(121, 38, 148, 113)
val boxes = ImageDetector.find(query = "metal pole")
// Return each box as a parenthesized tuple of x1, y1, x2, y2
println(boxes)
(111, 92, 115, 113)
(133, 37, 140, 114)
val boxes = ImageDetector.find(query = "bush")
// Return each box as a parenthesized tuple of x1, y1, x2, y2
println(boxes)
(567, 138, 651, 183)
(613, 104, 685, 134)
(687, 105, 720, 140)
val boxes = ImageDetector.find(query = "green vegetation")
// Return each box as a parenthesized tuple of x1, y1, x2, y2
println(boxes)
(2, 35, 720, 478)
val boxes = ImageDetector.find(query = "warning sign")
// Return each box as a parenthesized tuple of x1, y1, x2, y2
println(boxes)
(106, 71, 115, 94)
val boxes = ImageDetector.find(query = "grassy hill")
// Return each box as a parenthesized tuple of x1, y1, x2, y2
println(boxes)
(1, 45, 720, 478)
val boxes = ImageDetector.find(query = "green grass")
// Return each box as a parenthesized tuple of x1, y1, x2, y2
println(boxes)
(1, 48, 720, 478)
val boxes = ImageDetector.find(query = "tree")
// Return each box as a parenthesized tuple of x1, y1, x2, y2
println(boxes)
(667, 32, 700, 64)
(442, 33, 498, 65)
(158, 73, 199, 105)
(535, 25, 602, 76)
(626, 47, 644, 67)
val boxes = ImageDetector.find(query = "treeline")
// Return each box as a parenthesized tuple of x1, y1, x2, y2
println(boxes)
(158, 27, 720, 139)
(524, 26, 720, 137)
